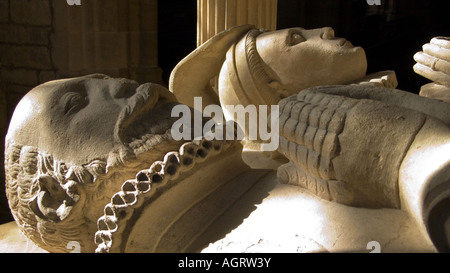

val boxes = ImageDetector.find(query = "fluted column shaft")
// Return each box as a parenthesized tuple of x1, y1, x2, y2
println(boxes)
(197, 0, 277, 46)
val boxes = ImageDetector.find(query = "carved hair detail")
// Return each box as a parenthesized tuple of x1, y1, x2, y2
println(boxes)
(4, 143, 98, 251)
(245, 29, 278, 100)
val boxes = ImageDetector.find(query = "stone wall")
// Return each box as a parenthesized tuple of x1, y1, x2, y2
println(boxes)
(51, 0, 162, 84)
(0, 73, 11, 224)
(0, 0, 55, 224)
(0, 0, 162, 224)
(0, 0, 162, 119)
(0, 0, 55, 119)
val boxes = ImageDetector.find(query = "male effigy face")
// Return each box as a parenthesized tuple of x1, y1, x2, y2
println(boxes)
(4, 74, 188, 252)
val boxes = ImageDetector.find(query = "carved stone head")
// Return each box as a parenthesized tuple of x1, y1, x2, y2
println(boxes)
(170, 25, 367, 110)
(219, 27, 367, 108)
(4, 74, 188, 252)
(170, 25, 367, 149)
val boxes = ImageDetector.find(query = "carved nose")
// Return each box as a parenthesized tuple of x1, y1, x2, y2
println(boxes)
(321, 27, 335, 40)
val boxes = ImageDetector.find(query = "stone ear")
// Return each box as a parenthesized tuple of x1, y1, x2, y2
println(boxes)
(28, 174, 77, 223)
(28, 174, 61, 222)
(169, 24, 255, 109)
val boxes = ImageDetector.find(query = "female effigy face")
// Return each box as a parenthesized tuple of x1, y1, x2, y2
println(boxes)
(255, 27, 368, 93)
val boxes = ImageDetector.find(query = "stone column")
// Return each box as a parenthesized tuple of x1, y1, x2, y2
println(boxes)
(51, 0, 162, 84)
(197, 0, 278, 47)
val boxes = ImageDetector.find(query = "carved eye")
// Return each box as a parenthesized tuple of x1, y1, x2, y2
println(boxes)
(287, 30, 305, 46)
(63, 92, 88, 115)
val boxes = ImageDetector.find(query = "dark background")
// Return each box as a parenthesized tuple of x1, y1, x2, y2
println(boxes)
(158, 0, 450, 94)
(1, 0, 450, 225)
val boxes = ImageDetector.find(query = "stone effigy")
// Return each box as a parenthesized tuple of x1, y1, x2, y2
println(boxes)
(4, 73, 264, 253)
(414, 37, 450, 102)
(168, 26, 449, 252)
(3, 74, 213, 252)
(169, 25, 397, 169)
(170, 25, 397, 118)
(276, 85, 450, 252)
(4, 26, 450, 253)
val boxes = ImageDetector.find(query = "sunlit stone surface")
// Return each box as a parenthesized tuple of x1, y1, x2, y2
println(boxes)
(3, 27, 450, 253)
(414, 37, 450, 102)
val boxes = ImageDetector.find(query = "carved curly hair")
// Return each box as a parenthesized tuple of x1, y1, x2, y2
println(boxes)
(4, 141, 158, 252)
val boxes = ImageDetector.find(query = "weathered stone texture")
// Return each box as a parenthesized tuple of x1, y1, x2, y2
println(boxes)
(0, 0, 9, 23)
(0, 0, 55, 115)
(0, 0, 162, 226)
(0, 74, 12, 224)
(0, 25, 51, 45)
(1, 45, 52, 70)
(1, 68, 38, 87)
(10, 0, 52, 26)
